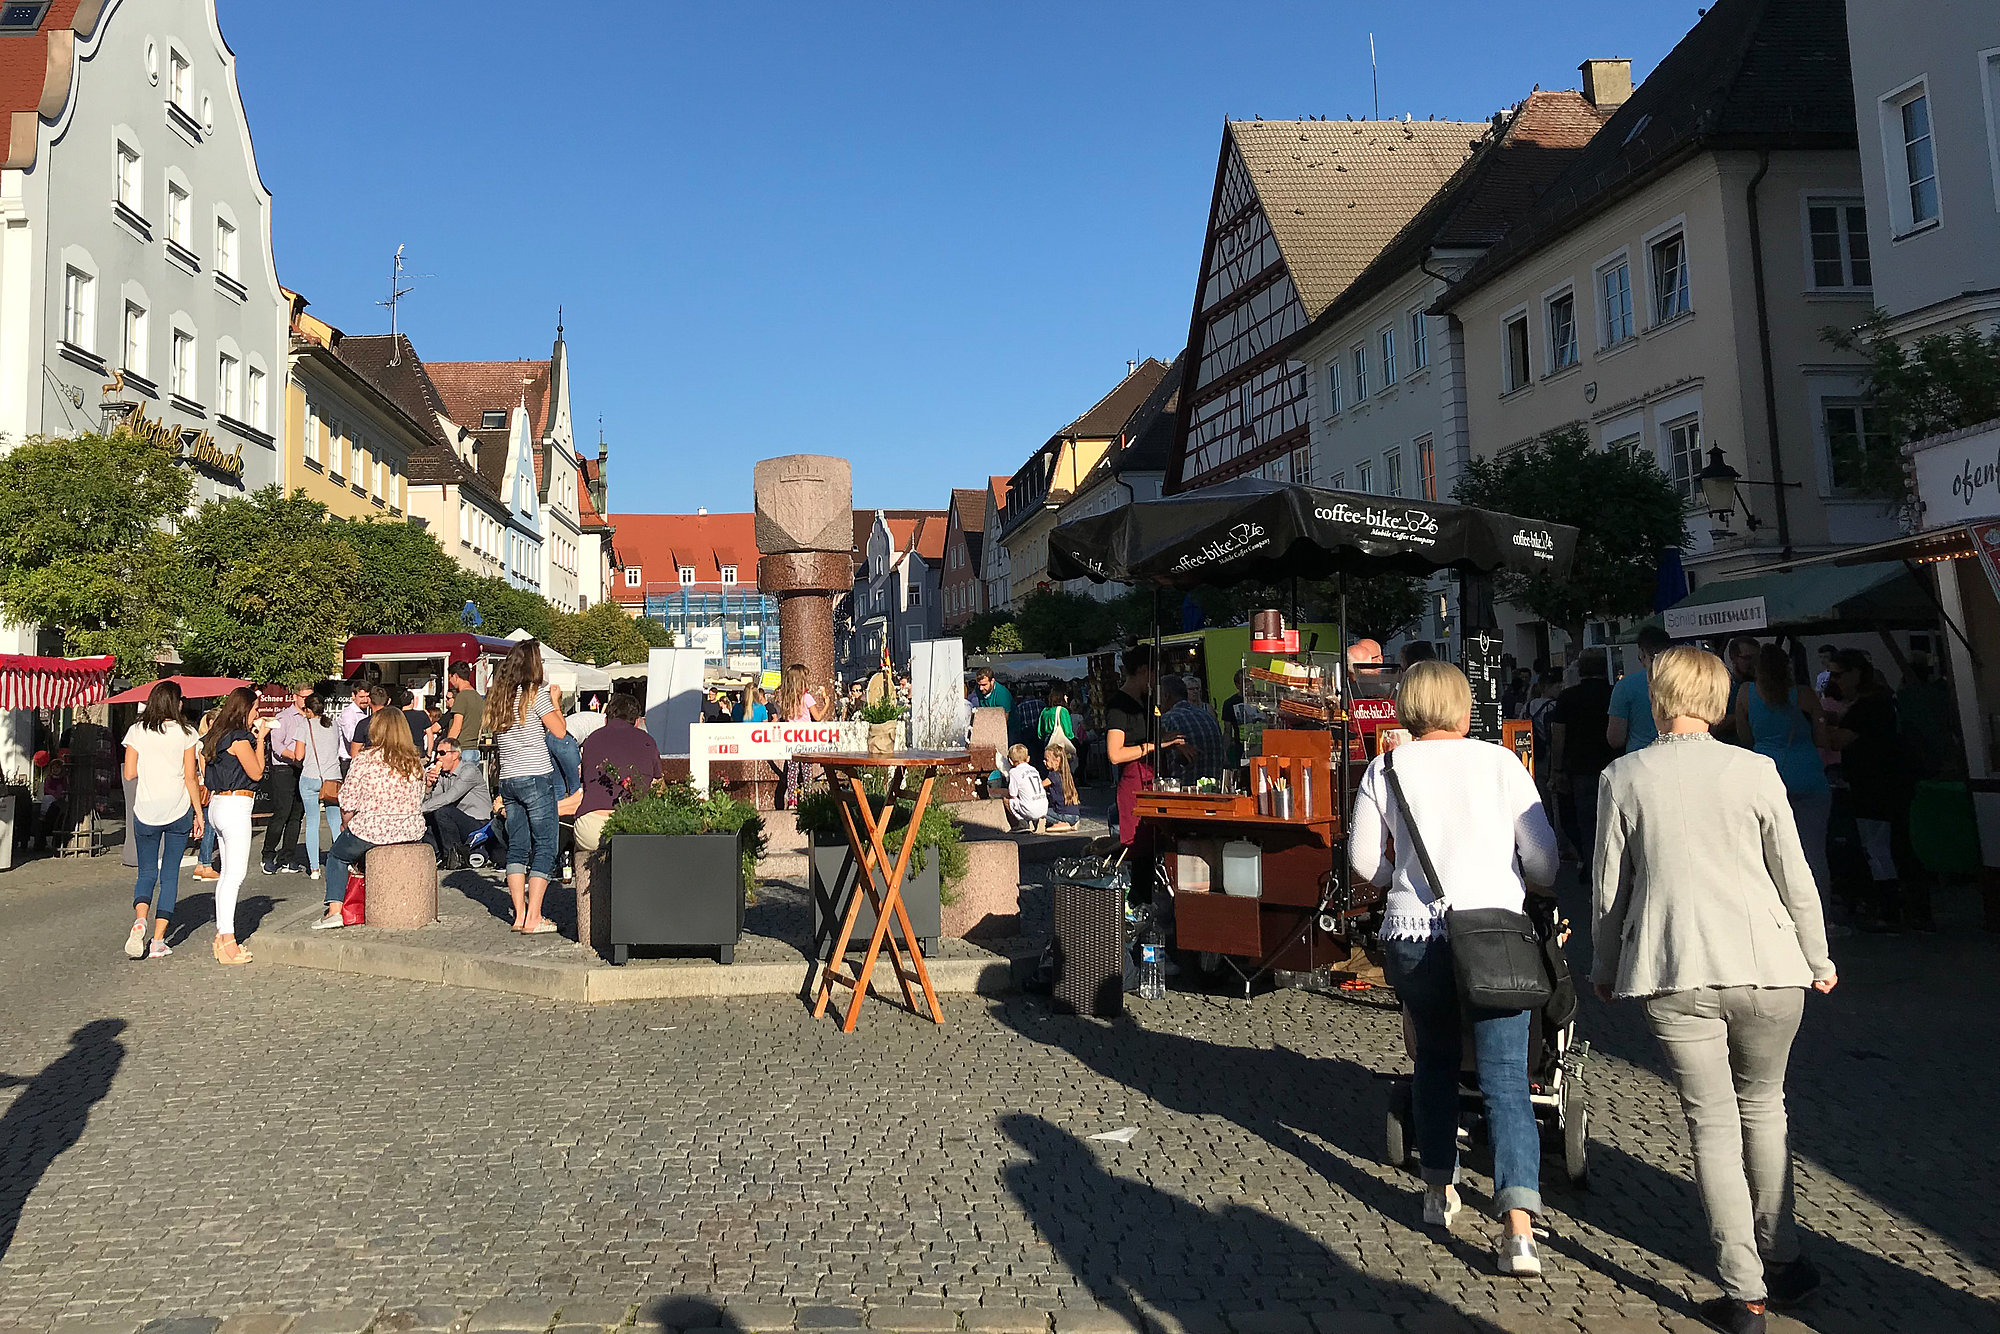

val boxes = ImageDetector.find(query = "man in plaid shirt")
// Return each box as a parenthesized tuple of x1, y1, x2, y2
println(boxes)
(1010, 685, 1045, 752)
(1160, 674, 1226, 782)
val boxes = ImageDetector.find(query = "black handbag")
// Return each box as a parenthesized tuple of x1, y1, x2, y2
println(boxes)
(1383, 749, 1553, 1013)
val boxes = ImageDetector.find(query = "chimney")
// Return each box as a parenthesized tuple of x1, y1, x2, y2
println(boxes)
(697, 507, 708, 516)
(1579, 58, 1632, 111)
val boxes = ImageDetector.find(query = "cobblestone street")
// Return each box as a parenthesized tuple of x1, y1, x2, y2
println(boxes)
(0, 857, 1994, 1334)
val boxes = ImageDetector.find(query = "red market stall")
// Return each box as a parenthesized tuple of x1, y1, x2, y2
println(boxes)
(0, 654, 116, 711)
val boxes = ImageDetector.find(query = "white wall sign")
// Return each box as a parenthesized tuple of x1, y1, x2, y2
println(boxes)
(684, 626, 724, 664)
(909, 637, 965, 750)
(1664, 595, 1767, 639)
(688, 720, 868, 792)
(1911, 421, 2000, 526)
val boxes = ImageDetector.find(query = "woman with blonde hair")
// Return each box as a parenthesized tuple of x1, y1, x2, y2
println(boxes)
(1593, 646, 1835, 1333)
(200, 687, 269, 965)
(1350, 660, 1558, 1276)
(489, 638, 566, 933)
(314, 708, 427, 930)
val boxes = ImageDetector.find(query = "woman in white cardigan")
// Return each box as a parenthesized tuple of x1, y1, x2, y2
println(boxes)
(1350, 661, 1560, 1277)
(1592, 647, 1836, 1334)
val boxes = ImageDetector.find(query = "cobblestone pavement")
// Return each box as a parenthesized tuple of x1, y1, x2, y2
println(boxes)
(0, 854, 1994, 1334)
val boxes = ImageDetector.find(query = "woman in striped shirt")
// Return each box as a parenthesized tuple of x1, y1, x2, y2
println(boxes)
(491, 639, 567, 934)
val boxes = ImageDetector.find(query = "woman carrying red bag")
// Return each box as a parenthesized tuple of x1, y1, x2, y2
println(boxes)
(312, 709, 426, 930)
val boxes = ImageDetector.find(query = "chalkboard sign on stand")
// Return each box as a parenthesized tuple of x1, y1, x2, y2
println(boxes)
(1462, 629, 1504, 743)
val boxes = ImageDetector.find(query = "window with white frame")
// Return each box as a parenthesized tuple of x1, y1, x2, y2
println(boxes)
(167, 182, 190, 248)
(678, 566, 696, 585)
(1384, 449, 1404, 497)
(1650, 230, 1691, 323)
(1289, 443, 1312, 485)
(624, 567, 642, 588)
(719, 565, 737, 585)
(327, 419, 344, 476)
(170, 329, 193, 399)
(1351, 344, 1369, 400)
(1547, 290, 1578, 370)
(1598, 257, 1635, 346)
(216, 350, 239, 418)
(1807, 199, 1871, 289)
(1823, 399, 1889, 494)
(1410, 310, 1428, 370)
(168, 50, 190, 112)
(116, 143, 140, 212)
(62, 268, 93, 351)
(1355, 459, 1373, 493)
(1330, 470, 1346, 490)
(214, 218, 237, 278)
(304, 402, 320, 463)
(1503, 313, 1531, 392)
(1325, 360, 1343, 414)
(1892, 86, 1940, 228)
(1415, 435, 1436, 500)
(1378, 327, 1397, 386)
(246, 366, 265, 429)
(1604, 430, 1643, 460)
(1663, 415, 1702, 504)
(122, 302, 146, 373)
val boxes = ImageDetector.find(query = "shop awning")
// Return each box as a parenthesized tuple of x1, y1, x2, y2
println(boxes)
(0, 654, 117, 710)
(1660, 560, 1935, 637)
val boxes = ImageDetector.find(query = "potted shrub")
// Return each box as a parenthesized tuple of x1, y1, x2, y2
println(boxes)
(600, 780, 766, 966)
(797, 779, 966, 956)
(859, 697, 905, 754)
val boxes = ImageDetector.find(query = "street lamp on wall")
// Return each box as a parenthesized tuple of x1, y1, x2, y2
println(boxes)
(1696, 444, 1799, 542)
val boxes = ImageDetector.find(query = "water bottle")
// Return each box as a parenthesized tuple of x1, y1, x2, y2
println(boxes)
(1138, 925, 1166, 1000)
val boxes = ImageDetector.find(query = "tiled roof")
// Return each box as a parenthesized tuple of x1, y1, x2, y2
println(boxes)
(911, 515, 947, 563)
(1230, 117, 1491, 318)
(0, 2, 86, 167)
(578, 479, 608, 530)
(609, 512, 760, 587)
(1110, 351, 1184, 475)
(950, 488, 989, 569)
(1437, 0, 1857, 308)
(428, 360, 553, 441)
(851, 509, 938, 567)
(335, 334, 502, 504)
(1301, 92, 1606, 342)
(989, 476, 1009, 512)
(1063, 358, 1172, 438)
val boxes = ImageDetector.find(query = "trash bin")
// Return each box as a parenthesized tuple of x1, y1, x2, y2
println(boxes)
(1053, 875, 1125, 1018)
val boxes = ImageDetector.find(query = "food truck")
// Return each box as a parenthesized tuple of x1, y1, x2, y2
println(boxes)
(340, 634, 516, 707)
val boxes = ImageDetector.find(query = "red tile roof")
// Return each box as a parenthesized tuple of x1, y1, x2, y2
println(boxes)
(989, 476, 1009, 511)
(610, 512, 763, 590)
(912, 515, 947, 562)
(0, 2, 85, 168)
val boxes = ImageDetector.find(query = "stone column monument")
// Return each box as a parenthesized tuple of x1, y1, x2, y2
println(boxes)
(755, 455, 853, 696)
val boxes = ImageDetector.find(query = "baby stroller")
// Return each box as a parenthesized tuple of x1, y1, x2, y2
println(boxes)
(463, 820, 503, 870)
(1381, 899, 1593, 1189)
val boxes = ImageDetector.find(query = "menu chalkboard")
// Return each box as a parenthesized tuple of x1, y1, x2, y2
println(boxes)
(1462, 630, 1504, 742)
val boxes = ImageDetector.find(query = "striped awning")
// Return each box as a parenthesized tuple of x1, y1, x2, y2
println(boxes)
(0, 654, 117, 711)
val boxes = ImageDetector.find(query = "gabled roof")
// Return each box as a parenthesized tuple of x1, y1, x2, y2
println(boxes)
(1229, 117, 1491, 319)
(852, 509, 937, 568)
(1300, 91, 1606, 343)
(912, 515, 947, 563)
(1072, 351, 1188, 497)
(949, 488, 989, 571)
(334, 333, 503, 505)
(1062, 358, 1172, 438)
(989, 476, 1009, 512)
(609, 512, 760, 588)
(428, 360, 553, 440)
(1437, 0, 1857, 309)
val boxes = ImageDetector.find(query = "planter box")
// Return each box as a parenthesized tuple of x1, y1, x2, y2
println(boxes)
(606, 829, 747, 965)
(810, 835, 941, 957)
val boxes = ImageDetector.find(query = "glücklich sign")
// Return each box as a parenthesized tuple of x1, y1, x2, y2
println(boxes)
(687, 719, 873, 791)
(1665, 594, 1768, 639)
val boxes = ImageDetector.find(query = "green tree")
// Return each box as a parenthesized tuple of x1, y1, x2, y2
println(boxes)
(172, 487, 360, 680)
(958, 610, 1013, 653)
(561, 600, 657, 665)
(1453, 422, 1687, 649)
(986, 620, 1023, 653)
(462, 575, 560, 642)
(1822, 314, 2000, 500)
(633, 614, 674, 649)
(1014, 588, 1121, 655)
(336, 515, 471, 634)
(0, 432, 192, 671)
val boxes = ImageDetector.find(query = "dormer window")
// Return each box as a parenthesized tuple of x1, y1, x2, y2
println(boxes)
(678, 566, 696, 586)
(624, 567, 641, 588)
(0, 3, 51, 32)
(719, 566, 737, 585)
(481, 409, 506, 430)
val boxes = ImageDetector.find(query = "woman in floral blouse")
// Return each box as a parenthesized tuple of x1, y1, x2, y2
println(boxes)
(312, 709, 427, 930)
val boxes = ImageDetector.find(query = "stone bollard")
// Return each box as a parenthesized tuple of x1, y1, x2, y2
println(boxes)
(362, 842, 438, 928)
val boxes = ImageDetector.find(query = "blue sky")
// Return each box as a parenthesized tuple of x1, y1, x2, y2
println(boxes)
(222, 2, 1704, 517)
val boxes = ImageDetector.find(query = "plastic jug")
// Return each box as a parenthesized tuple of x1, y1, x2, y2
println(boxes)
(1221, 840, 1262, 897)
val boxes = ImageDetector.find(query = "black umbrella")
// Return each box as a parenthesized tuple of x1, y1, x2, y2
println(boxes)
(1048, 477, 1578, 588)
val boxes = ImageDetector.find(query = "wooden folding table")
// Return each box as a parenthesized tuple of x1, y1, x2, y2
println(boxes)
(806, 750, 966, 1031)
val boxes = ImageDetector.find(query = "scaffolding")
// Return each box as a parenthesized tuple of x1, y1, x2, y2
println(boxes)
(643, 586, 782, 675)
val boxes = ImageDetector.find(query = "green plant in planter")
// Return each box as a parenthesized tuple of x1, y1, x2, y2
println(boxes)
(793, 770, 966, 906)
(601, 779, 768, 901)
(858, 697, 907, 724)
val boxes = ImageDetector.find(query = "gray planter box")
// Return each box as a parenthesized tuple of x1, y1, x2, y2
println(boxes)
(606, 829, 747, 965)
(810, 835, 941, 957)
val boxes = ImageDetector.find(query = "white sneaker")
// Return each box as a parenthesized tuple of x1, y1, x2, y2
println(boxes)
(309, 868, 322, 881)
(1495, 1230, 1542, 1277)
(125, 920, 147, 959)
(1422, 1186, 1461, 1228)
(309, 911, 345, 931)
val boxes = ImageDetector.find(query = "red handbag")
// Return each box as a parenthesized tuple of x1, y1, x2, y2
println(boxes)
(341, 871, 367, 926)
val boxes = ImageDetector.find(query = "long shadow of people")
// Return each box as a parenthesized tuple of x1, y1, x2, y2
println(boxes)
(0, 1019, 127, 1262)
(999, 1113, 1509, 1328)
(162, 890, 283, 947)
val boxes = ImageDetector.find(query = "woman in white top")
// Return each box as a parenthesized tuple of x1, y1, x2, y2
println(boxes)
(1349, 660, 1560, 1277)
(121, 681, 205, 960)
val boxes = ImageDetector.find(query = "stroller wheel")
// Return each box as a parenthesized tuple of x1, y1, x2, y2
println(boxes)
(1384, 1079, 1416, 1173)
(467, 850, 489, 869)
(1560, 1078, 1589, 1189)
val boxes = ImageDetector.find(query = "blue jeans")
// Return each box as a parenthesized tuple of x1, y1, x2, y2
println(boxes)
(322, 830, 377, 905)
(132, 808, 195, 918)
(298, 771, 343, 872)
(547, 733, 581, 798)
(1385, 935, 1543, 1218)
(500, 773, 559, 880)
(198, 802, 216, 866)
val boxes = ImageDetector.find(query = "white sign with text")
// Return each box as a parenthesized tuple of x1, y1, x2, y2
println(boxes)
(687, 719, 870, 791)
(1664, 594, 1767, 639)
(1912, 420, 2000, 525)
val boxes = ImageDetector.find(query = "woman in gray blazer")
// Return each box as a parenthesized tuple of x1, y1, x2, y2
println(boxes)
(1592, 647, 1836, 1334)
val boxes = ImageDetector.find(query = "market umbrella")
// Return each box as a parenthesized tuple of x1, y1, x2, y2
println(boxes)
(105, 675, 254, 704)
(1047, 476, 1579, 589)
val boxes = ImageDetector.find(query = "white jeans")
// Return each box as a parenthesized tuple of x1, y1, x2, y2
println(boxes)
(209, 793, 254, 936)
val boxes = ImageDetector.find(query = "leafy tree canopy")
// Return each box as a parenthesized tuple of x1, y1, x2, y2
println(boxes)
(1822, 315, 2000, 501)
(1453, 422, 1687, 645)
(172, 487, 360, 681)
(553, 600, 659, 665)
(337, 515, 470, 636)
(461, 575, 560, 643)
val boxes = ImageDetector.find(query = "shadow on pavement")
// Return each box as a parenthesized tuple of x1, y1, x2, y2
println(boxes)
(0, 1019, 126, 1264)
(165, 891, 285, 946)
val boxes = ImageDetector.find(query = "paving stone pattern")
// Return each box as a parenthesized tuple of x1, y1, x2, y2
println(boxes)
(0, 857, 1994, 1334)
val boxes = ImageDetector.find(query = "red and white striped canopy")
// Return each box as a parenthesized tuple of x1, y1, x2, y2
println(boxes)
(0, 654, 117, 711)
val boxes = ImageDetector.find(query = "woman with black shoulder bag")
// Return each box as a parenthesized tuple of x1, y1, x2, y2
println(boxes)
(1350, 660, 1561, 1276)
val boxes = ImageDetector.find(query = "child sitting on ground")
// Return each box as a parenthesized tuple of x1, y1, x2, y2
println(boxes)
(1004, 743, 1049, 833)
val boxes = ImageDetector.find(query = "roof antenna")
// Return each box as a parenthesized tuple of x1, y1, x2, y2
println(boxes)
(1369, 33, 1379, 119)
(377, 244, 417, 365)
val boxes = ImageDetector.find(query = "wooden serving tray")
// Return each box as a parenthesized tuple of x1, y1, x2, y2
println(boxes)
(1133, 789, 1255, 821)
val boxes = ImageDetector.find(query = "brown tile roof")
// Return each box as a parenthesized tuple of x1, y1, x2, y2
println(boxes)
(1300, 92, 1606, 343)
(1063, 358, 1172, 438)
(1099, 351, 1185, 479)
(950, 488, 989, 569)
(1230, 117, 1491, 319)
(334, 334, 502, 504)
(1438, 0, 1858, 309)
(427, 360, 552, 440)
